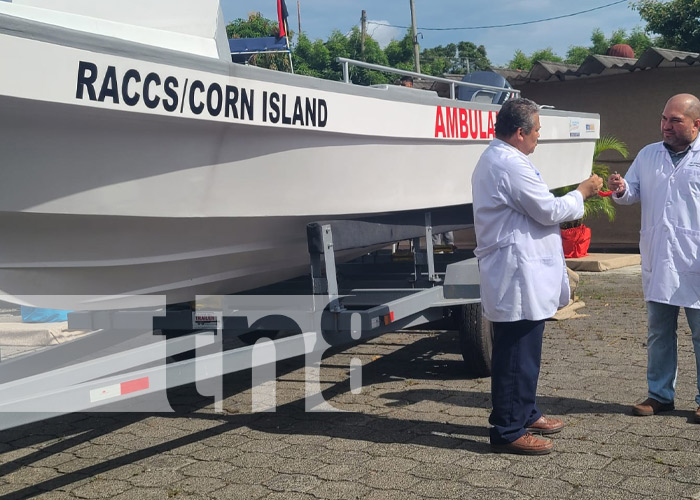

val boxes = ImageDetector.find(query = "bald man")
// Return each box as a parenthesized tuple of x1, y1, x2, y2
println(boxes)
(609, 94, 700, 423)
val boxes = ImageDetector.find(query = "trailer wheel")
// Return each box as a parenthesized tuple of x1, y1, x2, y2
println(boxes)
(457, 303, 493, 377)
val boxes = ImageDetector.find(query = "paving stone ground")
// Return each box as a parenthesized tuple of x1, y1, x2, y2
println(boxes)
(0, 265, 699, 499)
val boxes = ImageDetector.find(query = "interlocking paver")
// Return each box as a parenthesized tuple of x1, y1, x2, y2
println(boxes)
(364, 490, 425, 500)
(126, 469, 185, 488)
(70, 478, 132, 499)
(558, 468, 625, 488)
(307, 479, 372, 499)
(462, 470, 519, 488)
(510, 478, 576, 498)
(1, 265, 700, 499)
(172, 476, 228, 495)
(110, 489, 173, 500)
(262, 472, 321, 493)
(208, 483, 270, 500)
(1, 466, 61, 486)
(358, 470, 420, 490)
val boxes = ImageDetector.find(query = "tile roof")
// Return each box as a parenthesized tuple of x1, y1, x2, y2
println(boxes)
(494, 46, 700, 84)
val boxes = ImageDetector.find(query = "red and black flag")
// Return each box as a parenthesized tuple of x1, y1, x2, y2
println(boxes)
(277, 0, 289, 38)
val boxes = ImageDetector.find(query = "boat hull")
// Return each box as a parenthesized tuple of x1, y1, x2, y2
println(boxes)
(0, 6, 600, 310)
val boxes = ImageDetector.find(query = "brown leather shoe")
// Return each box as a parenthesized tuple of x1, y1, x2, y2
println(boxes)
(632, 397, 674, 416)
(694, 407, 700, 423)
(527, 415, 564, 435)
(491, 432, 553, 455)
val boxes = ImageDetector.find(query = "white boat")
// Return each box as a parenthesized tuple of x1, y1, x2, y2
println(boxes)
(0, 0, 600, 310)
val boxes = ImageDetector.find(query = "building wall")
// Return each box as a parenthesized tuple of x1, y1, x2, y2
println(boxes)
(511, 65, 700, 250)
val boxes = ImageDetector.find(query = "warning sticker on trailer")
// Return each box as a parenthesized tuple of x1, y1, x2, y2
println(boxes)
(193, 311, 220, 329)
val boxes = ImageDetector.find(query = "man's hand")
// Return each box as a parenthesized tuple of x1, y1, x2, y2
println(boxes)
(576, 174, 603, 200)
(608, 172, 626, 196)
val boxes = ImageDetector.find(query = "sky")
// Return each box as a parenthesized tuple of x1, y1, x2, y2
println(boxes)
(221, 0, 648, 67)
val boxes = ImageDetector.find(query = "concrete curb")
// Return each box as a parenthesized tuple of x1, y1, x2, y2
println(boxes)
(566, 252, 641, 272)
(0, 317, 89, 346)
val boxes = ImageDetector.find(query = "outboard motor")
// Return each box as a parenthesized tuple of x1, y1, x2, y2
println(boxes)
(457, 71, 513, 105)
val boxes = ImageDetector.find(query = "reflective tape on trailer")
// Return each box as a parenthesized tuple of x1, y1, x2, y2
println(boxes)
(89, 376, 150, 403)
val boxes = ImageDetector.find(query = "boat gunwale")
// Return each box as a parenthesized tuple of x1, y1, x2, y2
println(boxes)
(0, 11, 599, 120)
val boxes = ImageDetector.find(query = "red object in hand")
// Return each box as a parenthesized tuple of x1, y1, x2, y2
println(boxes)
(598, 190, 613, 197)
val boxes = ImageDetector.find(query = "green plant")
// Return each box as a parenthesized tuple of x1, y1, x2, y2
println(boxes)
(554, 135, 629, 228)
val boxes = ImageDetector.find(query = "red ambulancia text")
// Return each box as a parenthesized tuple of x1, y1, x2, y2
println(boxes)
(434, 106, 497, 139)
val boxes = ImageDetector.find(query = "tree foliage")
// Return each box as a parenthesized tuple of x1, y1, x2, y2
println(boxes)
(345, 27, 391, 85)
(226, 13, 492, 83)
(384, 31, 414, 69)
(422, 41, 491, 75)
(591, 28, 623, 54)
(292, 33, 331, 78)
(565, 46, 591, 66)
(634, 0, 700, 52)
(507, 50, 531, 71)
(626, 27, 654, 54)
(296, 28, 391, 85)
(507, 48, 561, 71)
(227, 12, 280, 39)
(384, 31, 492, 76)
(228, 6, 694, 83)
(510, 24, 655, 70)
(227, 13, 292, 72)
(566, 27, 654, 62)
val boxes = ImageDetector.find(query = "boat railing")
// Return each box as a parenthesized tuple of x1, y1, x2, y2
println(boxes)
(336, 57, 520, 101)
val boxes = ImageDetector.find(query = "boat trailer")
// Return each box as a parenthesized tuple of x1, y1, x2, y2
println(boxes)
(0, 214, 491, 430)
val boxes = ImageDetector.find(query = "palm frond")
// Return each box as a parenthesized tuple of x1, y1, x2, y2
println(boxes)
(553, 135, 629, 224)
(593, 135, 629, 160)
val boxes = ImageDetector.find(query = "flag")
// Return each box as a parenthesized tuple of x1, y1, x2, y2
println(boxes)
(277, 0, 289, 38)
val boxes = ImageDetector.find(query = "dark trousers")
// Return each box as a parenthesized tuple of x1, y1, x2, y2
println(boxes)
(489, 319, 545, 444)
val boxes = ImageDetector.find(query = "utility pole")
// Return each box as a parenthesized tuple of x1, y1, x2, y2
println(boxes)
(360, 10, 367, 60)
(409, 0, 420, 73)
(297, 1, 301, 37)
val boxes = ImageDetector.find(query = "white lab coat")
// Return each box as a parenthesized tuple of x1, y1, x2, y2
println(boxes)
(472, 139, 584, 322)
(614, 139, 700, 308)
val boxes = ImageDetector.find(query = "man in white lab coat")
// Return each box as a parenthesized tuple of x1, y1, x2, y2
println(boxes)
(472, 98, 602, 455)
(609, 93, 700, 424)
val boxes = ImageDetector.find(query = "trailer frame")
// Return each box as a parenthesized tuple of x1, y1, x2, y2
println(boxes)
(0, 213, 489, 431)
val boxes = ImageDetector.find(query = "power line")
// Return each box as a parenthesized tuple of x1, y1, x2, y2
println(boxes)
(367, 0, 628, 31)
